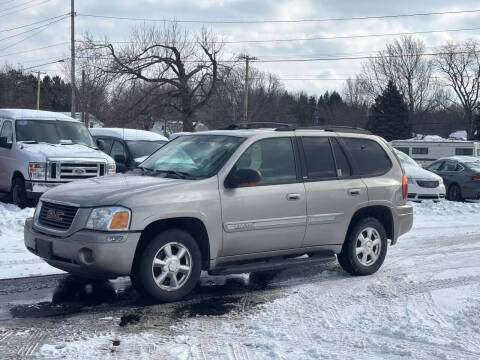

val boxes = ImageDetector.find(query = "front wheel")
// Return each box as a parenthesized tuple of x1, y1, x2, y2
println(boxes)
(11, 177, 29, 209)
(132, 229, 202, 302)
(337, 217, 388, 276)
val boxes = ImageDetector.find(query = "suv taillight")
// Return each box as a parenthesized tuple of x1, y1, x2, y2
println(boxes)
(402, 173, 408, 200)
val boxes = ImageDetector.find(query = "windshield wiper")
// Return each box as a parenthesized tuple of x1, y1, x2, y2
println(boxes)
(146, 169, 198, 179)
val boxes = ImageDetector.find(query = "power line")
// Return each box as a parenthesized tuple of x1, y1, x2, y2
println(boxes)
(0, 15, 68, 42)
(0, 0, 39, 13)
(0, 42, 69, 58)
(0, 0, 51, 18)
(0, 18, 62, 52)
(0, 13, 68, 33)
(77, 8, 480, 25)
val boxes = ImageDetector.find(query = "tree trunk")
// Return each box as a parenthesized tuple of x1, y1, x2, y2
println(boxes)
(466, 110, 474, 140)
(182, 112, 195, 132)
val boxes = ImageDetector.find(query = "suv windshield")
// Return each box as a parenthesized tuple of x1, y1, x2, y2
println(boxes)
(140, 135, 244, 178)
(15, 120, 96, 148)
(126, 140, 167, 159)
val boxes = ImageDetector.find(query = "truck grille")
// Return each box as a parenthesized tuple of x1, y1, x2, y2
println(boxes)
(416, 180, 439, 188)
(49, 162, 106, 182)
(38, 201, 78, 230)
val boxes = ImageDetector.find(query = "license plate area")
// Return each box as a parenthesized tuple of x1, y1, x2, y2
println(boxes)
(36, 238, 53, 259)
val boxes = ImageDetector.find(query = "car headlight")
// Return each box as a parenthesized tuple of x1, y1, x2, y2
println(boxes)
(28, 162, 46, 180)
(107, 163, 116, 175)
(407, 177, 415, 184)
(86, 207, 131, 231)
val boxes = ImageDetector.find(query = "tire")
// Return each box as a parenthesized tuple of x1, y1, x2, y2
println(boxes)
(337, 217, 388, 276)
(131, 229, 202, 302)
(11, 177, 29, 209)
(448, 184, 463, 202)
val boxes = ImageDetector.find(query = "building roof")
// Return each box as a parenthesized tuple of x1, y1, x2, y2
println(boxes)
(89, 127, 168, 141)
(0, 109, 78, 122)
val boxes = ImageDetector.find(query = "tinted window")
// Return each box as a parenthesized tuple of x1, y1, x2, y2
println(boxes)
(426, 161, 443, 171)
(342, 138, 392, 176)
(455, 148, 473, 156)
(0, 120, 13, 142)
(395, 147, 410, 155)
(331, 138, 351, 177)
(96, 137, 113, 153)
(236, 137, 296, 185)
(301, 137, 336, 179)
(110, 140, 127, 161)
(126, 140, 167, 159)
(412, 147, 428, 155)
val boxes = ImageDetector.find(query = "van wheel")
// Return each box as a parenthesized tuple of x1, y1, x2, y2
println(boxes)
(11, 177, 29, 209)
(448, 184, 462, 202)
(337, 217, 387, 276)
(132, 229, 201, 302)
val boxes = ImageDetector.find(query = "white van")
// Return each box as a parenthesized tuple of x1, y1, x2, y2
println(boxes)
(391, 138, 480, 167)
(0, 109, 116, 208)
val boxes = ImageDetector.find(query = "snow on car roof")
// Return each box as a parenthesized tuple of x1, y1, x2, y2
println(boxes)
(438, 156, 480, 163)
(89, 128, 168, 141)
(0, 109, 78, 122)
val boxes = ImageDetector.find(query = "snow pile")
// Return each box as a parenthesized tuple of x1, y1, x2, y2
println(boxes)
(407, 134, 447, 141)
(449, 130, 467, 140)
(411, 199, 480, 216)
(0, 202, 62, 279)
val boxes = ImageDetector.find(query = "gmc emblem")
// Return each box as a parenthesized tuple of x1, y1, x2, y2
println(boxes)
(46, 209, 65, 222)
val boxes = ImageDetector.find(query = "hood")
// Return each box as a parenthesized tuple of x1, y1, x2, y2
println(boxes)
(404, 165, 442, 181)
(20, 143, 113, 162)
(41, 173, 192, 207)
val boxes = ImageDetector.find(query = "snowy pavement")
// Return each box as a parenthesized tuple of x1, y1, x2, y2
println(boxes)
(0, 200, 479, 359)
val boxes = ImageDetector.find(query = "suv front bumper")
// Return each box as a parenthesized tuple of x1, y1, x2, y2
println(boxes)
(24, 218, 141, 279)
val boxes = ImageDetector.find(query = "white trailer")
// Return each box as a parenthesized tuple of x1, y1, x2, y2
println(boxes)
(390, 138, 480, 166)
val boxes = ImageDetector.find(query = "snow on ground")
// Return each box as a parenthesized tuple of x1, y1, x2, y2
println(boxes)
(34, 200, 480, 359)
(0, 202, 63, 279)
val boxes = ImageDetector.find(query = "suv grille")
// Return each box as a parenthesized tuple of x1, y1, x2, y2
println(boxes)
(416, 180, 439, 188)
(50, 162, 105, 181)
(38, 201, 78, 230)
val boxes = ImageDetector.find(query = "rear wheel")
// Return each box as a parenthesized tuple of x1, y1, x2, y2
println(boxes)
(337, 217, 387, 276)
(448, 184, 462, 202)
(132, 229, 201, 302)
(11, 177, 29, 209)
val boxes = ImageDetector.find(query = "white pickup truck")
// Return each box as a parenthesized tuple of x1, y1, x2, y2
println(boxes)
(0, 109, 115, 208)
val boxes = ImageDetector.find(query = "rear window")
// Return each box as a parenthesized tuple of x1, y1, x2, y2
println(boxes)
(342, 138, 392, 177)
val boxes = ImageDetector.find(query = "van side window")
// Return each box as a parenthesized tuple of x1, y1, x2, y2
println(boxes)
(0, 120, 13, 142)
(110, 140, 127, 161)
(412, 147, 428, 155)
(235, 137, 296, 185)
(301, 137, 336, 179)
(342, 138, 392, 177)
(455, 148, 473, 156)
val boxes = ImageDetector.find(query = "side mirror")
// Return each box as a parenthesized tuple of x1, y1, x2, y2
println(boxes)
(96, 138, 105, 150)
(114, 154, 126, 164)
(226, 168, 262, 188)
(0, 136, 12, 149)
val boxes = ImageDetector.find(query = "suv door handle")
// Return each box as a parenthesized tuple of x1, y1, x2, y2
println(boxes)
(286, 193, 301, 201)
(348, 188, 361, 196)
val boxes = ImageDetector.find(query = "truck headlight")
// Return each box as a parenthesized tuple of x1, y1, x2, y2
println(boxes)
(28, 162, 46, 180)
(86, 207, 131, 231)
(107, 163, 116, 175)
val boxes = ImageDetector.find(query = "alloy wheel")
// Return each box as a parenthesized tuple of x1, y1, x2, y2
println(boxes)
(151, 242, 192, 291)
(355, 227, 381, 266)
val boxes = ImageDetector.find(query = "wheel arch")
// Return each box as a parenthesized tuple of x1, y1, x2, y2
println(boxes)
(132, 217, 211, 272)
(347, 205, 393, 241)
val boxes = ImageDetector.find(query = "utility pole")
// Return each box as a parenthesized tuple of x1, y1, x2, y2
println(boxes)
(81, 69, 86, 125)
(70, 0, 76, 119)
(238, 54, 257, 123)
(36, 71, 41, 110)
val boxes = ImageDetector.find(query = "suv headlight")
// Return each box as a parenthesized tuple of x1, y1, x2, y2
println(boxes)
(86, 207, 131, 231)
(28, 162, 46, 180)
(107, 163, 116, 175)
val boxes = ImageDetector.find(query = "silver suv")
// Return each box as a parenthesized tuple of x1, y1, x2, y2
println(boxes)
(25, 127, 413, 302)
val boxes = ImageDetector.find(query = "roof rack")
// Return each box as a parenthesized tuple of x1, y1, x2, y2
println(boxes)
(223, 122, 293, 130)
(276, 125, 372, 135)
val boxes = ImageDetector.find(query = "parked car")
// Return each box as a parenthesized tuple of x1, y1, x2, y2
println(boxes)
(0, 109, 115, 208)
(25, 127, 413, 302)
(89, 128, 168, 173)
(425, 156, 480, 201)
(394, 150, 445, 201)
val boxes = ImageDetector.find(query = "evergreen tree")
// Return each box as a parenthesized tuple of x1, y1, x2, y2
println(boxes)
(367, 81, 411, 141)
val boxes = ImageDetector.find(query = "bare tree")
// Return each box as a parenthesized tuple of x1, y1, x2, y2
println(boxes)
(88, 23, 222, 132)
(360, 36, 437, 114)
(435, 40, 480, 139)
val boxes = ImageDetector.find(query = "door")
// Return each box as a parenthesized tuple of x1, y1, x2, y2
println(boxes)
(300, 136, 368, 247)
(220, 137, 307, 256)
(0, 120, 14, 191)
(437, 160, 464, 195)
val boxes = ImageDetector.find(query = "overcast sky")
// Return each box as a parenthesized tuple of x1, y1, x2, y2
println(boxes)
(2, 0, 480, 96)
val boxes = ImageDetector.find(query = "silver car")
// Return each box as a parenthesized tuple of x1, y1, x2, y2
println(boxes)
(24, 127, 413, 302)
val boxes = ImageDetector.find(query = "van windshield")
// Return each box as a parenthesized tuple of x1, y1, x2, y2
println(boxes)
(15, 120, 96, 148)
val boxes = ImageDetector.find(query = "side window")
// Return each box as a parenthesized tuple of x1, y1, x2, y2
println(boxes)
(426, 161, 443, 171)
(412, 147, 428, 155)
(455, 148, 473, 156)
(235, 137, 296, 185)
(342, 138, 392, 177)
(0, 120, 13, 142)
(98, 137, 113, 153)
(439, 161, 456, 172)
(331, 138, 351, 177)
(110, 140, 126, 161)
(301, 137, 336, 179)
